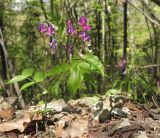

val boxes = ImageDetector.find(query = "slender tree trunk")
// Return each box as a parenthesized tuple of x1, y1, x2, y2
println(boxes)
(101, 0, 106, 63)
(96, 5, 101, 93)
(152, 24, 160, 94)
(100, 0, 106, 93)
(0, 27, 25, 107)
(122, 0, 128, 80)
(157, 51, 160, 94)
(123, 0, 128, 59)
(0, 37, 10, 97)
(0, 36, 7, 81)
(8, 60, 26, 107)
(0, 0, 14, 97)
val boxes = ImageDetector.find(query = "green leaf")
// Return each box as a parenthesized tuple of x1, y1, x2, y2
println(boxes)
(84, 54, 104, 76)
(51, 75, 63, 96)
(47, 63, 69, 77)
(34, 71, 46, 82)
(78, 61, 91, 74)
(70, 58, 83, 66)
(22, 68, 34, 78)
(106, 89, 121, 96)
(51, 81, 61, 96)
(21, 81, 35, 91)
(67, 67, 83, 95)
(84, 73, 96, 88)
(7, 75, 26, 84)
(37, 100, 45, 106)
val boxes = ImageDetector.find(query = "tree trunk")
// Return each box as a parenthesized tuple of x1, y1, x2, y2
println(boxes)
(0, 27, 25, 108)
(122, 0, 128, 80)
(96, 4, 101, 93)
(100, 0, 106, 93)
(0, 39, 10, 97)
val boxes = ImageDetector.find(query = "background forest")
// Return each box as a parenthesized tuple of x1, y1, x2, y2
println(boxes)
(0, 0, 160, 108)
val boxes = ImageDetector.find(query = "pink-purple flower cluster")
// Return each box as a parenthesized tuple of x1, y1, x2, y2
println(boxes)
(78, 16, 91, 31)
(67, 45, 74, 55)
(79, 31, 91, 42)
(38, 23, 55, 36)
(118, 59, 127, 70)
(67, 16, 91, 42)
(50, 39, 58, 50)
(38, 23, 58, 53)
(79, 16, 91, 42)
(38, 16, 91, 54)
(67, 20, 77, 36)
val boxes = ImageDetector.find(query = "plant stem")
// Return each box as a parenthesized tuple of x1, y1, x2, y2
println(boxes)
(27, 78, 48, 93)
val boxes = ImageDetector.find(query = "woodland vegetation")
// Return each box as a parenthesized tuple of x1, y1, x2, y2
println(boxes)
(1, 1, 160, 138)
(0, 0, 160, 108)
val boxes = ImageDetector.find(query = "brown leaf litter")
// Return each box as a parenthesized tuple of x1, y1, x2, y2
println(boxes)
(0, 96, 160, 138)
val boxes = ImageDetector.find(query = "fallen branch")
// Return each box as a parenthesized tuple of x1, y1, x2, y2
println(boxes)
(108, 124, 144, 136)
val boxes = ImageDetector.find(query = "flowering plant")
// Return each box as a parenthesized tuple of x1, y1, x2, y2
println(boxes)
(7, 16, 104, 99)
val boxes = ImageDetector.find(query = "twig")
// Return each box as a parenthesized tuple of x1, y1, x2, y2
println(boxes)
(128, 1, 160, 27)
(152, 96, 159, 108)
(36, 122, 38, 137)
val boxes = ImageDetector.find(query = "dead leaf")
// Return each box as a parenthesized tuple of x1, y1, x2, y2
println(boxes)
(54, 121, 65, 138)
(0, 109, 14, 120)
(0, 111, 32, 132)
(54, 114, 75, 138)
(63, 116, 88, 138)
(124, 101, 142, 112)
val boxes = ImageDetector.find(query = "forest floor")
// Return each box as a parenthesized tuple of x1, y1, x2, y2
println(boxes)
(0, 96, 160, 138)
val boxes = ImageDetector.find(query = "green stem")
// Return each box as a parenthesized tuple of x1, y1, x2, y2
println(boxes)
(42, 35, 48, 109)
(27, 78, 49, 109)
(26, 78, 48, 94)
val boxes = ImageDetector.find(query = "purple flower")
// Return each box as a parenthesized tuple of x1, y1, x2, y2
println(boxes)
(82, 25, 91, 31)
(67, 45, 74, 54)
(83, 35, 91, 42)
(78, 16, 88, 27)
(50, 39, 58, 49)
(79, 31, 91, 42)
(68, 27, 76, 35)
(118, 59, 127, 70)
(47, 24, 55, 36)
(78, 16, 91, 31)
(38, 23, 55, 36)
(49, 39, 58, 54)
(67, 20, 73, 28)
(67, 20, 76, 35)
(38, 23, 47, 33)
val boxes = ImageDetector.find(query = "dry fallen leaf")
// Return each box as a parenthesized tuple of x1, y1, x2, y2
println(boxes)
(63, 115, 88, 138)
(54, 114, 75, 138)
(124, 101, 141, 112)
(0, 111, 32, 132)
(54, 121, 65, 138)
(0, 109, 14, 120)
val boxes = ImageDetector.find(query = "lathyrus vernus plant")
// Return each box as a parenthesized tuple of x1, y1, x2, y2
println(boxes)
(7, 16, 104, 102)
